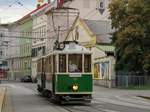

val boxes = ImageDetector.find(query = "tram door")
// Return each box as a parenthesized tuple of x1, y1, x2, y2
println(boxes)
(52, 55, 56, 93)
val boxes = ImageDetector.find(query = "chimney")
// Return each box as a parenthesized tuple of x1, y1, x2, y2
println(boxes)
(48, 0, 51, 3)
(37, 0, 44, 8)
(57, 0, 64, 7)
(37, 4, 41, 8)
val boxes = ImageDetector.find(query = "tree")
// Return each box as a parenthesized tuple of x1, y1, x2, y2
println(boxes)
(109, 0, 150, 74)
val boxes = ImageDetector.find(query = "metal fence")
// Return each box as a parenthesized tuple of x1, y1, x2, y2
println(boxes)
(115, 75, 150, 88)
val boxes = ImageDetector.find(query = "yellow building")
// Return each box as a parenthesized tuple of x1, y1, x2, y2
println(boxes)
(65, 18, 116, 88)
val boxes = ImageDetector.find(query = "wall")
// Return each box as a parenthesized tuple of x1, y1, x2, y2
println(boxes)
(19, 19, 32, 77)
(0, 26, 8, 70)
(7, 24, 20, 80)
(46, 8, 77, 52)
(94, 56, 116, 88)
(66, 19, 96, 47)
(32, 10, 48, 79)
(64, 0, 111, 20)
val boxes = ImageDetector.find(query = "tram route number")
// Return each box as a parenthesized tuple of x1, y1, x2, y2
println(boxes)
(69, 73, 81, 77)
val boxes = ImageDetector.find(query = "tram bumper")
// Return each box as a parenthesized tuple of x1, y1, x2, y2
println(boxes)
(62, 95, 92, 103)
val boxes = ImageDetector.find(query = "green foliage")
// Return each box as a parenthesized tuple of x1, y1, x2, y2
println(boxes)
(109, 0, 150, 74)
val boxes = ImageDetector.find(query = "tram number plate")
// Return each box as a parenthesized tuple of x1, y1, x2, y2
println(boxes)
(69, 73, 81, 77)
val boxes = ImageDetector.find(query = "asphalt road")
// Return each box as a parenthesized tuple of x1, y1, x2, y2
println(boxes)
(1, 81, 150, 112)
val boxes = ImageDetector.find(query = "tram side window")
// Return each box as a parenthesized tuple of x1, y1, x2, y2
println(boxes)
(84, 54, 91, 72)
(53, 55, 57, 73)
(68, 54, 82, 72)
(59, 54, 66, 72)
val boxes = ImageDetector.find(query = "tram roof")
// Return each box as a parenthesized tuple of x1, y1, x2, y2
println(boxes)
(53, 43, 92, 54)
(38, 42, 92, 59)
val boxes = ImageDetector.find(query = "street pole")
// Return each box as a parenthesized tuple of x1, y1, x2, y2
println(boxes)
(11, 59, 14, 80)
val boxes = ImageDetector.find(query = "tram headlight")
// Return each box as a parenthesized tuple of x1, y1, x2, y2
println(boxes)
(72, 84, 78, 91)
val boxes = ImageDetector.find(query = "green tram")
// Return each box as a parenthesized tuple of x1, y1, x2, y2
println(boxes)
(37, 41, 93, 103)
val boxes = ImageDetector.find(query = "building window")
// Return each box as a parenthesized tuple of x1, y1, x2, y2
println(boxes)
(100, 1, 104, 8)
(42, 46, 45, 55)
(0, 51, 3, 56)
(98, 0, 105, 14)
(31, 48, 36, 57)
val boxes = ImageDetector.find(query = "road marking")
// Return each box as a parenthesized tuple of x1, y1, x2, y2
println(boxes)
(5, 88, 14, 112)
(103, 109, 120, 112)
(115, 95, 150, 105)
(0, 84, 18, 88)
(91, 99, 106, 104)
(94, 97, 150, 110)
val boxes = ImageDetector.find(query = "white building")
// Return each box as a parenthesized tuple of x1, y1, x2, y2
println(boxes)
(31, 3, 50, 80)
(52, 0, 111, 20)
(0, 24, 9, 70)
(7, 22, 20, 80)
(46, 0, 112, 50)
(45, 0, 80, 52)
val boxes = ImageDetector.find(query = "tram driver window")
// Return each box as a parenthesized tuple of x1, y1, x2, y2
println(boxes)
(68, 54, 82, 72)
(84, 54, 91, 72)
(59, 54, 66, 72)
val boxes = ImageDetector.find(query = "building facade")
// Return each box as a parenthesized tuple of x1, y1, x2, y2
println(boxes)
(7, 22, 20, 80)
(17, 15, 33, 78)
(31, 3, 49, 79)
(6, 0, 50, 80)
(0, 24, 9, 70)
(45, 3, 79, 52)
(58, 0, 111, 20)
(92, 45, 115, 88)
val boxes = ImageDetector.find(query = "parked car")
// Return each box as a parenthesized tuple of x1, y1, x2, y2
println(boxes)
(20, 75, 32, 82)
(20, 75, 37, 83)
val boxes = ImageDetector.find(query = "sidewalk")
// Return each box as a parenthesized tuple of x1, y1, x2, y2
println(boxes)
(0, 87, 6, 112)
(93, 85, 150, 110)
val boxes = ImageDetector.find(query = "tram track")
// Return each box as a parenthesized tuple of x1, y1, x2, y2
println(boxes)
(61, 105, 92, 112)
(59, 101, 122, 112)
(59, 102, 107, 112)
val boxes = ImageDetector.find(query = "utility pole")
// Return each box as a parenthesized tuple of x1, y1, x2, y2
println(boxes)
(10, 58, 14, 80)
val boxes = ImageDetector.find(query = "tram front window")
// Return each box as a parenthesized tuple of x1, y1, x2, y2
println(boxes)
(68, 54, 82, 73)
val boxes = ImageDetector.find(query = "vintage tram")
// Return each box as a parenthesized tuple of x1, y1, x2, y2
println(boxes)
(37, 41, 93, 103)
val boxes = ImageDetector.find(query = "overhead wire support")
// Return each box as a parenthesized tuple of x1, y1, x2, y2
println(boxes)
(1, 35, 47, 39)
(1, 32, 65, 40)
(0, 0, 19, 13)
(51, 7, 80, 37)
(0, 29, 68, 34)
(16, 1, 32, 11)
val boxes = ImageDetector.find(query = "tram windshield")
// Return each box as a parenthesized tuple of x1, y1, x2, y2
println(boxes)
(68, 54, 82, 73)
(59, 54, 91, 73)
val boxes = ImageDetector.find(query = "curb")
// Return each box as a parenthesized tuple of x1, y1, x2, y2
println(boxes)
(138, 96, 150, 100)
(0, 88, 6, 112)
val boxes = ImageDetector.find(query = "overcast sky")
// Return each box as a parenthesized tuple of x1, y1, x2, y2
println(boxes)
(0, 0, 50, 23)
